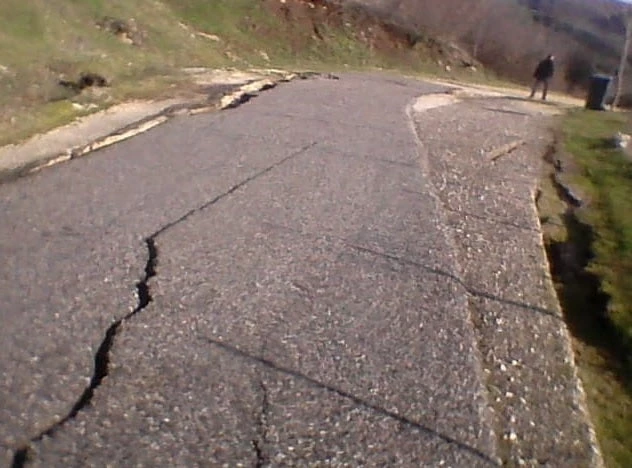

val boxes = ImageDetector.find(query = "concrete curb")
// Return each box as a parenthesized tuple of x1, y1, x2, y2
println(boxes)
(0, 71, 305, 184)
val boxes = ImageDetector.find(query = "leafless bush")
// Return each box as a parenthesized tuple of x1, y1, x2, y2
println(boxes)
(345, 0, 624, 89)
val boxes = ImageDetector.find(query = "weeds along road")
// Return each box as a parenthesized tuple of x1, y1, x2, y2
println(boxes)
(0, 74, 600, 466)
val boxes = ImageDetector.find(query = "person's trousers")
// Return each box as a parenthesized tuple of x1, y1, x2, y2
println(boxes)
(530, 79, 549, 100)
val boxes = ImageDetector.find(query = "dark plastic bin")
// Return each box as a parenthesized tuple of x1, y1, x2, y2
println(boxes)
(585, 74, 612, 110)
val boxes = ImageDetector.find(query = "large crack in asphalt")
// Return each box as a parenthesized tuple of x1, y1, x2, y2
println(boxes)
(12, 239, 158, 468)
(252, 379, 270, 468)
(12, 142, 317, 467)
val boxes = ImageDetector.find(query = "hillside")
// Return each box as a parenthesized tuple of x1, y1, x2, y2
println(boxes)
(345, 0, 629, 93)
(518, 0, 625, 69)
(0, 0, 482, 147)
(2, 0, 630, 146)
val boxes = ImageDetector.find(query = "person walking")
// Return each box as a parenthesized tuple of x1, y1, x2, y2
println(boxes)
(529, 54, 555, 100)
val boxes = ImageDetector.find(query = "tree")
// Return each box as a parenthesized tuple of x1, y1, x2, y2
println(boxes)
(470, 0, 495, 59)
(613, 12, 632, 108)
(565, 52, 593, 93)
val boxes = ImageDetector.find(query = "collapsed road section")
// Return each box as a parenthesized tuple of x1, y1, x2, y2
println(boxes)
(1, 73, 599, 466)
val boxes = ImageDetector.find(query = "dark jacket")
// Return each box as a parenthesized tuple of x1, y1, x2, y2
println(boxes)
(534, 57, 554, 80)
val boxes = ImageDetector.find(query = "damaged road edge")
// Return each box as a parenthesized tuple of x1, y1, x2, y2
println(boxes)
(0, 71, 323, 185)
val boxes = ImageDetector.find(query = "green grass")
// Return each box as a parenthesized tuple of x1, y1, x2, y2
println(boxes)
(556, 109, 632, 467)
(8, 101, 91, 146)
(563, 110, 632, 350)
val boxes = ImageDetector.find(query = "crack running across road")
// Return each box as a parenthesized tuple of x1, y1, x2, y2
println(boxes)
(12, 142, 317, 467)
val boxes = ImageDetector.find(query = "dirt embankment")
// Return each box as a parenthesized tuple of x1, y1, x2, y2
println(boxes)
(262, 0, 479, 70)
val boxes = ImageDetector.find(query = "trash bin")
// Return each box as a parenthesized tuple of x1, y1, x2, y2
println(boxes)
(585, 74, 612, 110)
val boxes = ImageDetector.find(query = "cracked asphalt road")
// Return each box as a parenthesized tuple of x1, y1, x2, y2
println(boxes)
(1, 74, 598, 466)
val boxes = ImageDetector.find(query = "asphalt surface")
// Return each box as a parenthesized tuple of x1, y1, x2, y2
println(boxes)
(1, 74, 598, 466)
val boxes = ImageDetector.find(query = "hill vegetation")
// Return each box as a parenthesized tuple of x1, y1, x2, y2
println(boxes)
(347, 0, 630, 94)
(0, 0, 482, 146)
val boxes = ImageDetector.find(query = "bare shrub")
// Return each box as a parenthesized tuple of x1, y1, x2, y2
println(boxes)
(345, 0, 625, 90)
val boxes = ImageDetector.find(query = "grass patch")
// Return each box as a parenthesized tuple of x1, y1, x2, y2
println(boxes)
(563, 110, 632, 350)
(539, 110, 632, 467)
(0, 101, 89, 148)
